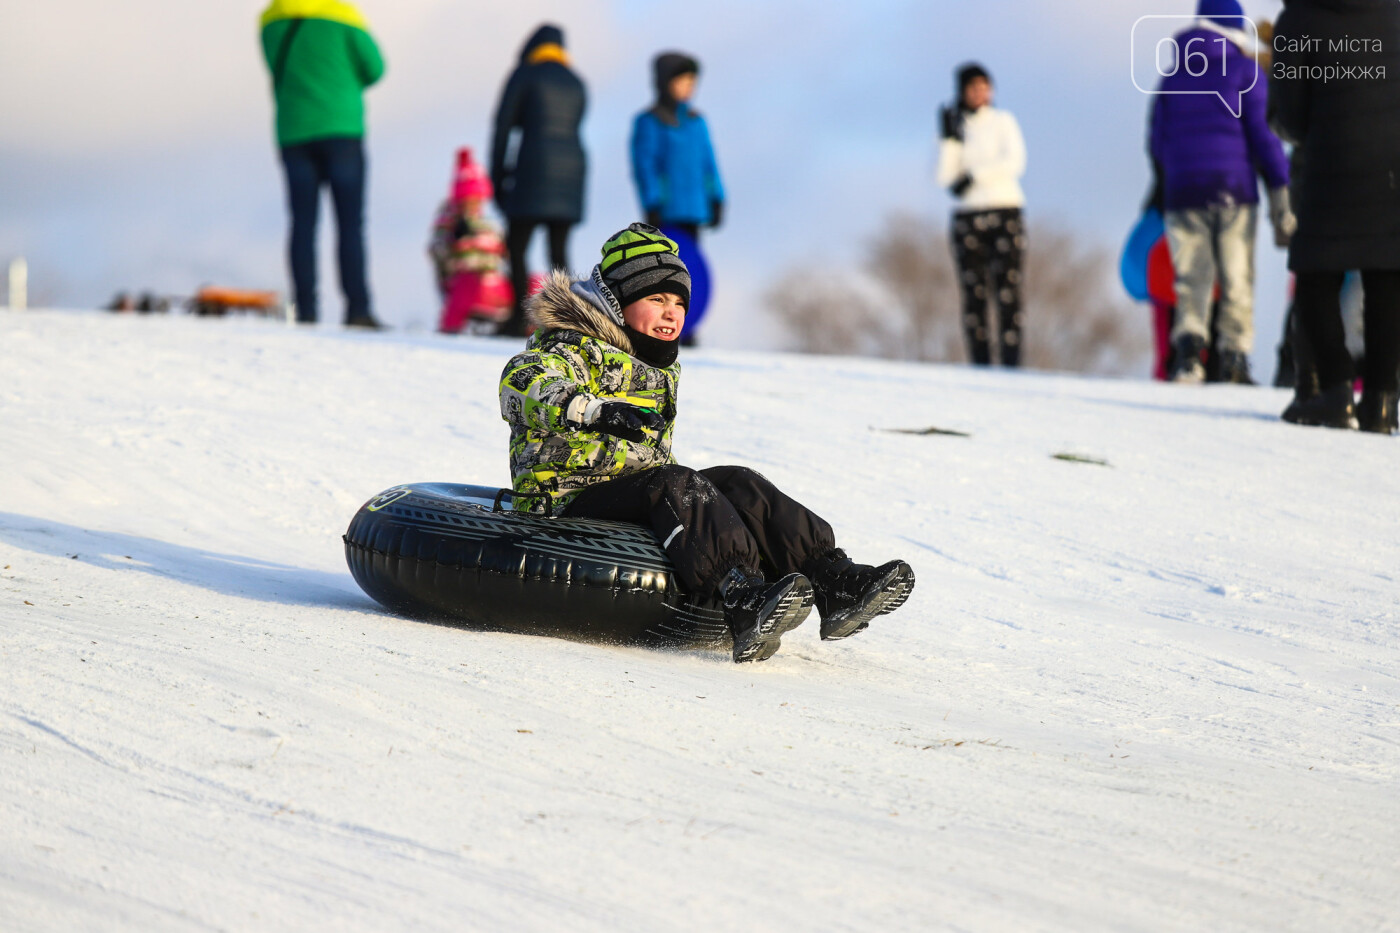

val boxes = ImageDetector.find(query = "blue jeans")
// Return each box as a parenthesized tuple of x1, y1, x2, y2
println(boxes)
(280, 137, 371, 323)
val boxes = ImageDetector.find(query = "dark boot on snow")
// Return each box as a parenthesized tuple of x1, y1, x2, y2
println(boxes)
(1291, 361, 1321, 405)
(1169, 335, 1206, 383)
(1357, 390, 1399, 435)
(1216, 350, 1255, 385)
(720, 568, 814, 663)
(802, 549, 916, 641)
(1282, 381, 1357, 429)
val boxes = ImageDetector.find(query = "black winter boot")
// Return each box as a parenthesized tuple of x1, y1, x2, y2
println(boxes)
(1281, 381, 1357, 429)
(1169, 335, 1206, 383)
(1216, 350, 1255, 385)
(802, 549, 915, 640)
(1291, 361, 1321, 405)
(1357, 390, 1399, 435)
(719, 568, 814, 663)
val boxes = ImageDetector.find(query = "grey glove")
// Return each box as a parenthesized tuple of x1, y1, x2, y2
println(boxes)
(1268, 186, 1297, 248)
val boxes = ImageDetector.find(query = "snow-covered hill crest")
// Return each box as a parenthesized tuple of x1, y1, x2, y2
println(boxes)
(3, 311, 1397, 932)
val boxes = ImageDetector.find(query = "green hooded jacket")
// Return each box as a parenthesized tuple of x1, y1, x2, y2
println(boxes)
(260, 0, 384, 147)
(499, 271, 680, 513)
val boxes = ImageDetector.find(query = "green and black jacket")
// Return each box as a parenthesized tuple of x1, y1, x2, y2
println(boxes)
(499, 271, 680, 513)
(260, 0, 384, 147)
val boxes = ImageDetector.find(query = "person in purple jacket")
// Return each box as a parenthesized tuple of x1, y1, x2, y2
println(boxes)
(1150, 0, 1294, 383)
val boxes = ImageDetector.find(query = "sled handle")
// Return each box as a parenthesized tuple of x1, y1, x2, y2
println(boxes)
(494, 488, 553, 517)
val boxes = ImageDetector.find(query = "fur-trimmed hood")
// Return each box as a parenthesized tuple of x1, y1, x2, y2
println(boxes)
(525, 269, 634, 355)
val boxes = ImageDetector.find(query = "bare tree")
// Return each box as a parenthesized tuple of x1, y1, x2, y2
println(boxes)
(767, 212, 1149, 376)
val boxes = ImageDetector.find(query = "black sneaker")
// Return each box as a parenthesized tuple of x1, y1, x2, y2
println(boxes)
(803, 549, 916, 640)
(720, 569, 814, 663)
(1282, 381, 1357, 429)
(346, 315, 385, 330)
(1357, 390, 1398, 435)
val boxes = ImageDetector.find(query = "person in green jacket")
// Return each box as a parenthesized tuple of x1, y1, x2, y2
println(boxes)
(260, 0, 384, 327)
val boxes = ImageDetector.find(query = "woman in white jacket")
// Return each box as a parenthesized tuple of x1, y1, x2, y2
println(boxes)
(937, 63, 1028, 366)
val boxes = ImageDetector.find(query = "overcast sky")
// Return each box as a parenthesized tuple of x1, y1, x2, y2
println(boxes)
(0, 0, 1289, 371)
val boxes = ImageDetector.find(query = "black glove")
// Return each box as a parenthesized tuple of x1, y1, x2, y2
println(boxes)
(592, 401, 666, 442)
(708, 198, 724, 230)
(949, 173, 974, 198)
(939, 105, 963, 142)
(645, 208, 663, 229)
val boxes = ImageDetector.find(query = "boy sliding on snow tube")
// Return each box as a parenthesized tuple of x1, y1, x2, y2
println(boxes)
(498, 224, 914, 662)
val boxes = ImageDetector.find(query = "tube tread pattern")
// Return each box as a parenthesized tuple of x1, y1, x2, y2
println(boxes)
(344, 483, 728, 646)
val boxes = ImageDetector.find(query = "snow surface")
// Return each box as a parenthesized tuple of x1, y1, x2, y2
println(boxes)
(2, 309, 1398, 933)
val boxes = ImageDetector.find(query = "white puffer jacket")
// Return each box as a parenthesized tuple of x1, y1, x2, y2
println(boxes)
(936, 105, 1027, 212)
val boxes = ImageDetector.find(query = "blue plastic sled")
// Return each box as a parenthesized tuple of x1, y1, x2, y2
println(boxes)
(661, 225, 711, 339)
(1119, 208, 1164, 303)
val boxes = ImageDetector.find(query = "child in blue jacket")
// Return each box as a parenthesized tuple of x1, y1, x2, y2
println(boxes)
(630, 52, 725, 240)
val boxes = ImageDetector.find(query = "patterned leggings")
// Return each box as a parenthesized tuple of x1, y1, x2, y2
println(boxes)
(951, 208, 1026, 366)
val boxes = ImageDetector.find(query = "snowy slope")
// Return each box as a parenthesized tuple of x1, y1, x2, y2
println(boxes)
(2, 310, 1397, 933)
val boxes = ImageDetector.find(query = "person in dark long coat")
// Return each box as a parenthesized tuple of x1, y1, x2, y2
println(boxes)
(1273, 0, 1400, 433)
(490, 24, 587, 337)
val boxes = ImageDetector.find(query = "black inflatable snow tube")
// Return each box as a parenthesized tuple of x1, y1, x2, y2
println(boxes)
(343, 483, 728, 646)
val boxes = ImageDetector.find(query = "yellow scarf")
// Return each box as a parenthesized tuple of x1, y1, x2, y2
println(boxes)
(527, 43, 571, 67)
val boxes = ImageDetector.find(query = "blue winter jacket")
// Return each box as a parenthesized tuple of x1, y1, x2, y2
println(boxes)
(630, 103, 725, 225)
(1149, 26, 1289, 211)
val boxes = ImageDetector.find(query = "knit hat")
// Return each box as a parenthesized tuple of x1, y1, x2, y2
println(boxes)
(450, 147, 492, 202)
(956, 62, 991, 97)
(1197, 0, 1245, 26)
(589, 223, 691, 325)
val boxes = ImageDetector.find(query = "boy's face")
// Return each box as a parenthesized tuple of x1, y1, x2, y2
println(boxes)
(668, 72, 697, 103)
(622, 292, 686, 341)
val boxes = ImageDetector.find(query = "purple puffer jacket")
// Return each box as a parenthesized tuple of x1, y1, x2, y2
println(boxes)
(1149, 26, 1289, 211)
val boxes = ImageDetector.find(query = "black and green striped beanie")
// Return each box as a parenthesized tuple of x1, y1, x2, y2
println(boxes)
(590, 223, 691, 325)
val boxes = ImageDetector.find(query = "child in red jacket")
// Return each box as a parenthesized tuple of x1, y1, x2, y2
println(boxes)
(430, 149, 511, 333)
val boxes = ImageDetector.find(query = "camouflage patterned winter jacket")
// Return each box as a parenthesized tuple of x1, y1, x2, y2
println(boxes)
(499, 271, 679, 513)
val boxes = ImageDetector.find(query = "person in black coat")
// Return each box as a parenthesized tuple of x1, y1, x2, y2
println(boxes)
(1272, 0, 1400, 433)
(490, 24, 587, 336)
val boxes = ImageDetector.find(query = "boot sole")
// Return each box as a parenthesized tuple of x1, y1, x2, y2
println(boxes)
(820, 562, 916, 641)
(1282, 386, 1358, 429)
(733, 576, 815, 663)
(1282, 410, 1358, 429)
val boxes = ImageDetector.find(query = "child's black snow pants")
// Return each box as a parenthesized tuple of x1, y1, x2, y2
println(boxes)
(560, 465, 836, 599)
(951, 207, 1026, 366)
